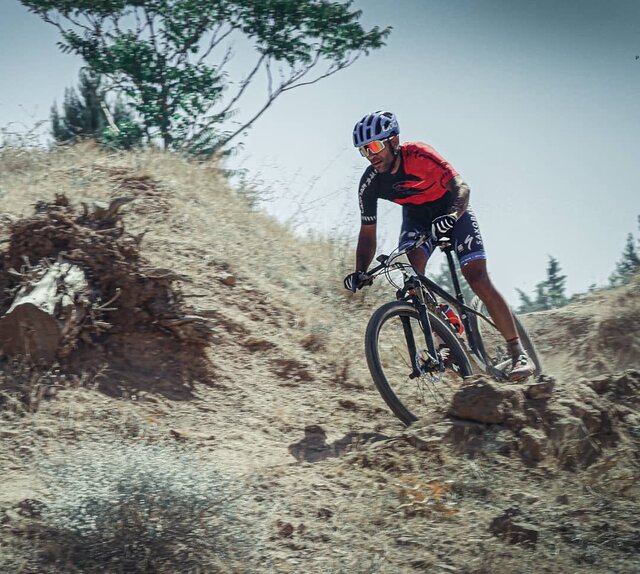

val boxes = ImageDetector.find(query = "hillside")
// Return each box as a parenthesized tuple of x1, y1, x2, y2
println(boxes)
(0, 145, 638, 573)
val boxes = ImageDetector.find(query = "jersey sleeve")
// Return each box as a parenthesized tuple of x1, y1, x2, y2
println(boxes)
(358, 168, 378, 225)
(405, 142, 459, 189)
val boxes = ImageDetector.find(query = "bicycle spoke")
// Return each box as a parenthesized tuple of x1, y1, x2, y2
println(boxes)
(373, 308, 469, 421)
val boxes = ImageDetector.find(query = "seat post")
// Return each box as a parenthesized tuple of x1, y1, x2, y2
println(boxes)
(443, 245, 465, 304)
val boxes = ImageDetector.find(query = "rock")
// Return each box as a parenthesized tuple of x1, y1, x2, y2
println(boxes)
(484, 427, 518, 456)
(276, 520, 295, 538)
(449, 379, 522, 425)
(510, 492, 540, 504)
(588, 370, 640, 399)
(561, 399, 605, 434)
(525, 376, 555, 400)
(404, 421, 454, 451)
(288, 425, 329, 463)
(547, 416, 600, 469)
(16, 498, 45, 518)
(219, 273, 236, 287)
(490, 509, 539, 547)
(169, 429, 214, 441)
(289, 427, 388, 462)
(518, 428, 548, 462)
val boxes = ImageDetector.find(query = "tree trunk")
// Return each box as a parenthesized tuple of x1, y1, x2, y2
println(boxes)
(0, 262, 90, 364)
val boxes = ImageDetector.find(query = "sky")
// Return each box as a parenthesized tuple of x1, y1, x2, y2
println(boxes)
(1, 0, 639, 304)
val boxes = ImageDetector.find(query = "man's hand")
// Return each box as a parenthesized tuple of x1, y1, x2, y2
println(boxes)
(431, 214, 458, 240)
(343, 271, 372, 292)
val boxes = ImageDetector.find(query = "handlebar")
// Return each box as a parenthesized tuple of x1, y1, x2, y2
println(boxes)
(364, 234, 452, 279)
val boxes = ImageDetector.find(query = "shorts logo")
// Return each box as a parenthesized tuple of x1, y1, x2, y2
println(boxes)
(464, 234, 474, 251)
(457, 244, 464, 253)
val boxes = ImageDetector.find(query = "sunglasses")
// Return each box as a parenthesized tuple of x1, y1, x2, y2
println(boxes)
(358, 138, 391, 157)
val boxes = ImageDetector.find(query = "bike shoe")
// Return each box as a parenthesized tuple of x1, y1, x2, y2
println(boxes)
(509, 354, 535, 381)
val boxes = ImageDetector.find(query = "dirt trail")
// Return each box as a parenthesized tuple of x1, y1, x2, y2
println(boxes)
(0, 146, 638, 573)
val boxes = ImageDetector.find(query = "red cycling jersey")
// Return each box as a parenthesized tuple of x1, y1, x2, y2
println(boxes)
(358, 141, 459, 225)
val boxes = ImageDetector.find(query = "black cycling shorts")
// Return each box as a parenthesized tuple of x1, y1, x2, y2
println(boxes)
(398, 206, 486, 267)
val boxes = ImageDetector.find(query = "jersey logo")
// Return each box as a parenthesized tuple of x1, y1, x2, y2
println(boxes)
(391, 180, 435, 195)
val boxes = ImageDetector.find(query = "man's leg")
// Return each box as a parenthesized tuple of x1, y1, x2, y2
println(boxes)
(407, 248, 428, 274)
(399, 207, 431, 274)
(461, 259, 517, 340)
(461, 260, 534, 380)
(452, 208, 534, 380)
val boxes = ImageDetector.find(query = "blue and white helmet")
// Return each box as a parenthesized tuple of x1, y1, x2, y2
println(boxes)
(352, 110, 399, 147)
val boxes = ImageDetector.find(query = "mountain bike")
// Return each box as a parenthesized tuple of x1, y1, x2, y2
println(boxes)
(362, 233, 542, 425)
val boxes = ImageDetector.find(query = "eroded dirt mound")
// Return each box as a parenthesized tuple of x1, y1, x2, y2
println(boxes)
(524, 275, 640, 379)
(442, 370, 639, 470)
(0, 193, 212, 404)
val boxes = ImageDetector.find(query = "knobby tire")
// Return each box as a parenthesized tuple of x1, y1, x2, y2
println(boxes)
(365, 301, 473, 426)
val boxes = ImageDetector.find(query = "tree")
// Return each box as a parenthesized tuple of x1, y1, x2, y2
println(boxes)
(517, 255, 567, 312)
(25, 0, 391, 156)
(545, 255, 567, 308)
(51, 68, 103, 143)
(51, 68, 143, 149)
(609, 216, 640, 287)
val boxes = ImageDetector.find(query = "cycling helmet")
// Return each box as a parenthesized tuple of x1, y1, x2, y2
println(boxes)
(352, 110, 399, 147)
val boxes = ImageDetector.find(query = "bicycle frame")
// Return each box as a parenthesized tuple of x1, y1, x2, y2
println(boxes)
(415, 248, 500, 376)
(366, 237, 504, 378)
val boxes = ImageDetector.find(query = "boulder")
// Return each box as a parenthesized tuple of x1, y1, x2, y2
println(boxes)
(449, 379, 522, 425)
(490, 508, 539, 547)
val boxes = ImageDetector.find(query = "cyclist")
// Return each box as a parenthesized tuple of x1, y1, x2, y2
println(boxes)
(343, 110, 535, 381)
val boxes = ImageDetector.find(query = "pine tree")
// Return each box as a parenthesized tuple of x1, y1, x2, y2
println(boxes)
(609, 233, 640, 286)
(51, 69, 104, 143)
(50, 69, 142, 149)
(517, 256, 567, 312)
(545, 256, 567, 308)
(516, 288, 537, 313)
(609, 217, 640, 287)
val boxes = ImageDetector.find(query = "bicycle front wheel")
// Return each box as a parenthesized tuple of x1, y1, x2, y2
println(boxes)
(365, 301, 473, 426)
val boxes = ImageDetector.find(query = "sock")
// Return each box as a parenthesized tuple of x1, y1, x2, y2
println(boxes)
(507, 336, 525, 359)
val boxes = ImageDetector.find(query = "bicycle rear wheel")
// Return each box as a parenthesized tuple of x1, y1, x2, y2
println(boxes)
(469, 297, 543, 379)
(365, 301, 473, 426)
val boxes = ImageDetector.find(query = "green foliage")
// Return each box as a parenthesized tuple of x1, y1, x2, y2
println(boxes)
(517, 255, 567, 312)
(25, 0, 391, 156)
(51, 68, 142, 149)
(37, 440, 261, 572)
(609, 216, 640, 287)
(545, 255, 567, 308)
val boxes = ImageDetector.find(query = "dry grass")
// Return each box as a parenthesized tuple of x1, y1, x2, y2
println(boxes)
(0, 144, 639, 573)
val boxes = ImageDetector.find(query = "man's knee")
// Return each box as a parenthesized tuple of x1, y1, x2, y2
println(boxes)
(462, 261, 495, 296)
(462, 261, 488, 285)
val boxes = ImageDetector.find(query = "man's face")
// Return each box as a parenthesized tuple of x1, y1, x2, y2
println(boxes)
(366, 136, 398, 173)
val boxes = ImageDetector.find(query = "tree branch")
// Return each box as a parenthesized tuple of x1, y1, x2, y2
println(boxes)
(197, 24, 235, 65)
(282, 55, 358, 91)
(218, 53, 266, 117)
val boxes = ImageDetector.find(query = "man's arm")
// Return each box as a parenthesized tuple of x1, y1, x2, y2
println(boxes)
(446, 175, 470, 219)
(355, 223, 377, 272)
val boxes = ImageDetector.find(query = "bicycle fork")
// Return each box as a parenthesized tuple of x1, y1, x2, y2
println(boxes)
(399, 281, 443, 378)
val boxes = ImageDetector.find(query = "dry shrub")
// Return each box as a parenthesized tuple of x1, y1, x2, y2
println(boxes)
(33, 441, 263, 573)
